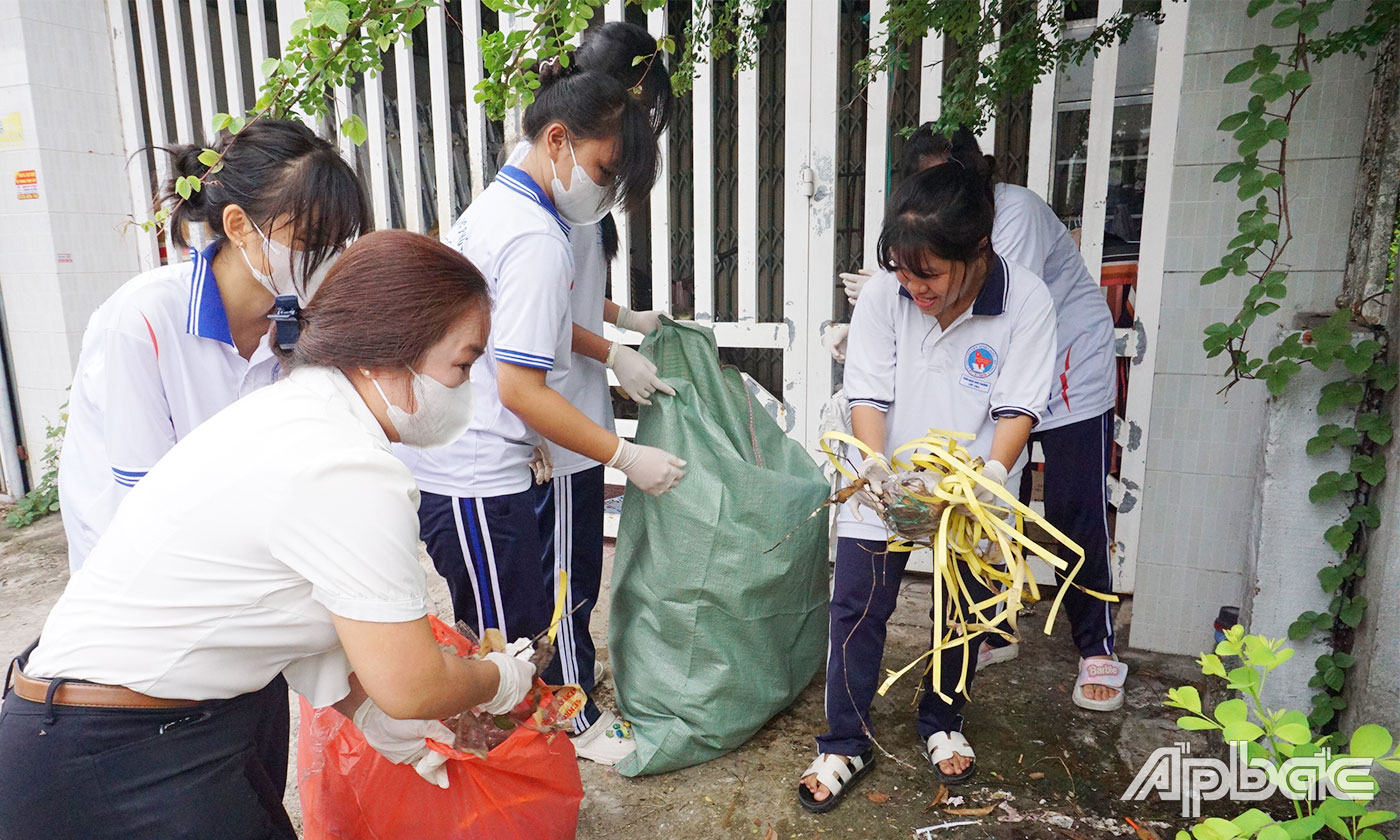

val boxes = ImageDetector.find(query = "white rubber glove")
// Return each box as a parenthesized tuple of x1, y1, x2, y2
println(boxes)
(840, 268, 875, 306)
(615, 306, 663, 335)
(607, 343, 677, 407)
(851, 455, 893, 516)
(353, 698, 455, 789)
(973, 460, 1010, 505)
(529, 444, 553, 485)
(608, 438, 686, 496)
(822, 323, 851, 363)
(478, 649, 537, 715)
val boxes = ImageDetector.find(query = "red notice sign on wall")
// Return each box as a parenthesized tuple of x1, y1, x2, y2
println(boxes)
(15, 169, 37, 200)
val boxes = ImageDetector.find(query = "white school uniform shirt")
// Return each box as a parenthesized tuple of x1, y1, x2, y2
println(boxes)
(58, 243, 280, 571)
(504, 138, 616, 477)
(27, 366, 428, 707)
(395, 165, 575, 497)
(837, 255, 1057, 542)
(550, 222, 615, 477)
(992, 182, 1116, 430)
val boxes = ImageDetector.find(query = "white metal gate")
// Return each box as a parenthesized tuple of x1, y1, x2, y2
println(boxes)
(108, 0, 1189, 592)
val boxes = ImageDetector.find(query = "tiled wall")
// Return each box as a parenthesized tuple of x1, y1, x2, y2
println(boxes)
(1128, 1, 1374, 654)
(0, 0, 141, 486)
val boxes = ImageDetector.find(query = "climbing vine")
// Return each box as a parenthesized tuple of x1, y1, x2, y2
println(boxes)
(1199, 0, 1398, 729)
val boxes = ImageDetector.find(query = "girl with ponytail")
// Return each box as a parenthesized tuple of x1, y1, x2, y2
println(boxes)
(402, 33, 676, 766)
(59, 119, 370, 572)
(800, 127, 1058, 812)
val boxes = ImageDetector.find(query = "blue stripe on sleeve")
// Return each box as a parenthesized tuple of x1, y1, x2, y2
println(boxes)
(496, 348, 554, 371)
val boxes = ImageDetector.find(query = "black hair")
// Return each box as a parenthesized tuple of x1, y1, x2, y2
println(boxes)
(574, 21, 674, 136)
(524, 66, 658, 216)
(877, 126, 996, 277)
(900, 121, 1000, 185)
(158, 119, 371, 293)
(572, 21, 674, 263)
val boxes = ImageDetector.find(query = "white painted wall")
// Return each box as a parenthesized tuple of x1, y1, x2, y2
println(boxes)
(1128, 0, 1374, 656)
(0, 0, 141, 485)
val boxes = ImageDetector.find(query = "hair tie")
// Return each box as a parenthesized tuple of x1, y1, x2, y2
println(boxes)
(267, 294, 301, 350)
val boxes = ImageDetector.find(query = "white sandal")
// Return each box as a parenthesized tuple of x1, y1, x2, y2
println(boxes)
(1073, 656, 1128, 711)
(925, 731, 976, 784)
(797, 750, 875, 814)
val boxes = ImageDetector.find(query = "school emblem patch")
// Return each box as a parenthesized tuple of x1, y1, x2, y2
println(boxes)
(965, 343, 998, 379)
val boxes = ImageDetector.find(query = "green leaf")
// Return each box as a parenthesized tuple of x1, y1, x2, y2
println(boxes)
(1283, 814, 1326, 837)
(1246, 0, 1275, 16)
(1225, 59, 1259, 84)
(340, 114, 368, 146)
(197, 148, 221, 167)
(1287, 617, 1315, 639)
(1199, 653, 1227, 677)
(1167, 685, 1203, 714)
(1202, 266, 1229, 285)
(1273, 6, 1302, 28)
(260, 56, 279, 79)
(1380, 758, 1400, 773)
(175, 176, 193, 200)
(1231, 810, 1274, 834)
(1177, 715, 1221, 731)
(211, 112, 232, 132)
(1340, 599, 1366, 628)
(1256, 827, 1289, 840)
(1283, 69, 1312, 91)
(1223, 719, 1266, 743)
(1274, 721, 1312, 745)
(1306, 434, 1334, 455)
(1323, 527, 1352, 555)
(1266, 119, 1290, 141)
(1214, 697, 1249, 724)
(1218, 112, 1250, 132)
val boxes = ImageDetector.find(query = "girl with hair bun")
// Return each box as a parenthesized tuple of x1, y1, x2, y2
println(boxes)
(402, 47, 679, 766)
(59, 119, 370, 572)
(799, 128, 1057, 812)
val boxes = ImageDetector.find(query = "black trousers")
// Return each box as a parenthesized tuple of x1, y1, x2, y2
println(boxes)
(0, 666, 294, 840)
(1004, 408, 1117, 656)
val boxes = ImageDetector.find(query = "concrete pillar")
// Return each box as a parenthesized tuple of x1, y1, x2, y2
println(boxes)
(0, 0, 141, 490)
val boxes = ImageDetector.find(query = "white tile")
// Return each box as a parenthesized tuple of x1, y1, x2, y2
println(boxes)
(25, 85, 125, 155)
(34, 149, 141, 215)
(1129, 564, 1245, 656)
(1137, 466, 1259, 574)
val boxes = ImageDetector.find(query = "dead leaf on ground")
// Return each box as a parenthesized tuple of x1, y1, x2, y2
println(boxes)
(944, 804, 996, 817)
(866, 791, 890, 803)
(761, 827, 778, 840)
(922, 784, 950, 813)
(1028, 771, 1046, 780)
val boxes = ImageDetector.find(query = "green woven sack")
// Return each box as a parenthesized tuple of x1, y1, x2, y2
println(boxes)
(610, 318, 830, 777)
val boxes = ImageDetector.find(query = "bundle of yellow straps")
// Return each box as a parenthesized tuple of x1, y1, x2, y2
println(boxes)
(819, 429, 1117, 703)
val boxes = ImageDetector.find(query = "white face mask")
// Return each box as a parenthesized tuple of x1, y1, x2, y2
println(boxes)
(549, 136, 614, 226)
(238, 220, 340, 306)
(365, 368, 475, 449)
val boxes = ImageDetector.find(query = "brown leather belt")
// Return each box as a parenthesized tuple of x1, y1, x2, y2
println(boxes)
(8, 669, 199, 710)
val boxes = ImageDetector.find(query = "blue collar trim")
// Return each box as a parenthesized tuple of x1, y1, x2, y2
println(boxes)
(971, 254, 1009, 316)
(895, 253, 1008, 316)
(496, 165, 571, 237)
(186, 241, 235, 347)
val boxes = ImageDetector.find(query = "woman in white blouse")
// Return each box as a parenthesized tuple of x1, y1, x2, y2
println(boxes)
(0, 230, 536, 839)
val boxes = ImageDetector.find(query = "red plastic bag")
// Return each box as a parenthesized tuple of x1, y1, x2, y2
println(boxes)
(296, 618, 584, 840)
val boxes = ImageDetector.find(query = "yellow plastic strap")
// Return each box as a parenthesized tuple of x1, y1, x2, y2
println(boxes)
(820, 429, 1118, 702)
(547, 570, 569, 645)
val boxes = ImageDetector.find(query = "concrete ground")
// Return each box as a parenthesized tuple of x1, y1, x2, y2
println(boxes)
(0, 514, 1221, 838)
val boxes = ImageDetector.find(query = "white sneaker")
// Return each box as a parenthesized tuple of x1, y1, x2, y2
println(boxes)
(570, 710, 636, 766)
(976, 641, 1019, 672)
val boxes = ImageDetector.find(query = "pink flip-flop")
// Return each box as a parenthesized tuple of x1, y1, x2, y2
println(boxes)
(1073, 656, 1127, 711)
